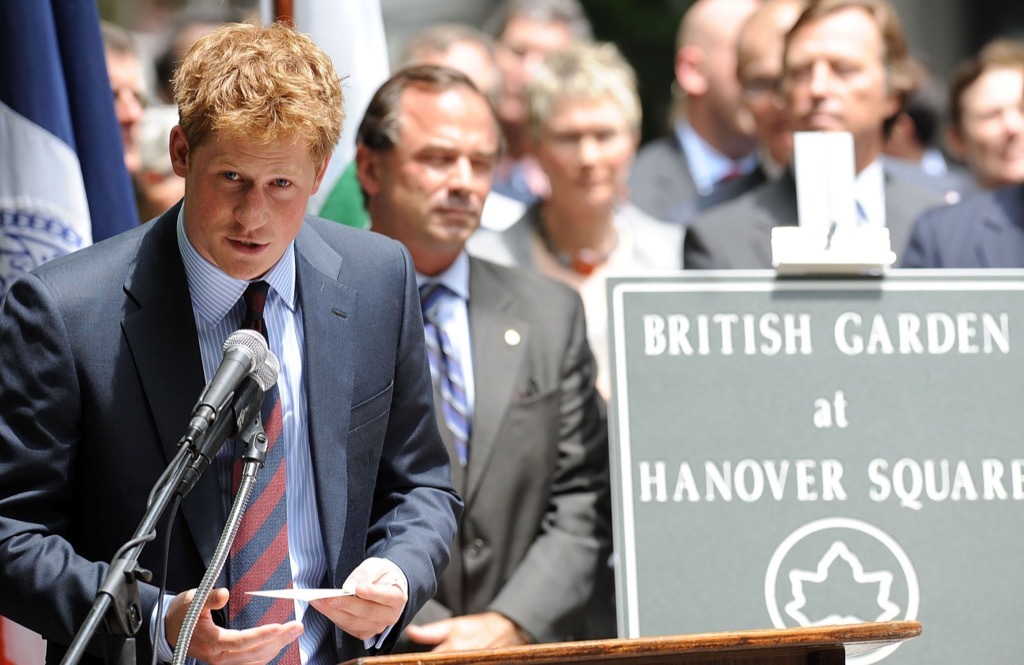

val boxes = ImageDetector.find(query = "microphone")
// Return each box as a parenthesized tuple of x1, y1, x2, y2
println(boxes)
(184, 329, 269, 444)
(177, 351, 280, 497)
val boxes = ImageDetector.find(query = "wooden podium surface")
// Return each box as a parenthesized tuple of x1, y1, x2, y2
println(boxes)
(340, 621, 920, 665)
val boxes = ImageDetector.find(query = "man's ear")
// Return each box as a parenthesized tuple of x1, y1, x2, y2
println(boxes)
(676, 45, 709, 97)
(169, 125, 190, 178)
(310, 153, 332, 195)
(355, 144, 383, 197)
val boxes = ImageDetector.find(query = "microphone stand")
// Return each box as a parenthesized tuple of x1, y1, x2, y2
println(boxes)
(62, 335, 274, 664)
(172, 416, 270, 665)
(61, 443, 195, 665)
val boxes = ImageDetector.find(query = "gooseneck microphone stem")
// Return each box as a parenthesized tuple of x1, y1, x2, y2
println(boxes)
(172, 420, 270, 665)
(173, 348, 280, 661)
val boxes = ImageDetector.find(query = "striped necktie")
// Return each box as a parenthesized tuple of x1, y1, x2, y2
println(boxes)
(228, 281, 300, 664)
(420, 283, 470, 467)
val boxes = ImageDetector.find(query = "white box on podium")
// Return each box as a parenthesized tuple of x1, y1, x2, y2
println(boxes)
(771, 225, 896, 275)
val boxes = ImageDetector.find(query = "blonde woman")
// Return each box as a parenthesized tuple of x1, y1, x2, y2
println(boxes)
(470, 41, 680, 398)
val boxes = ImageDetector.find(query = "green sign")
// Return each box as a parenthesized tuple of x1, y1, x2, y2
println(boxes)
(607, 271, 1024, 664)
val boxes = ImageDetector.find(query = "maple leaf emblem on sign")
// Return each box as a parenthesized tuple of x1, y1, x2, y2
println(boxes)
(784, 540, 901, 625)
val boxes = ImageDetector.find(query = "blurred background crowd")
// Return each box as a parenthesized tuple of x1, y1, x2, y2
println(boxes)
(100, 0, 1021, 141)
(99, 0, 1023, 150)
(94, 0, 1024, 260)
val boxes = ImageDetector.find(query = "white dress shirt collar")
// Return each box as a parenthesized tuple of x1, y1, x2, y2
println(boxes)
(416, 250, 470, 302)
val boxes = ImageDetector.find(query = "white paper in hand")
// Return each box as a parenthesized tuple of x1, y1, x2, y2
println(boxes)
(247, 588, 355, 601)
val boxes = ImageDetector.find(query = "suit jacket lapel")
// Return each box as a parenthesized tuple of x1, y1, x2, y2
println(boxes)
(465, 258, 527, 504)
(294, 221, 356, 581)
(667, 138, 702, 223)
(120, 205, 221, 565)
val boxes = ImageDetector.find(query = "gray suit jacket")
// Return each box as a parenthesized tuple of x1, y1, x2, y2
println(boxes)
(405, 257, 612, 645)
(901, 184, 1024, 268)
(628, 134, 766, 227)
(683, 168, 947, 269)
(0, 206, 461, 664)
(881, 155, 979, 203)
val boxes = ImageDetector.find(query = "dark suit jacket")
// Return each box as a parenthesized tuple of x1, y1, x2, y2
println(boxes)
(0, 206, 461, 664)
(405, 258, 611, 645)
(900, 185, 1024, 268)
(628, 134, 766, 227)
(683, 168, 946, 269)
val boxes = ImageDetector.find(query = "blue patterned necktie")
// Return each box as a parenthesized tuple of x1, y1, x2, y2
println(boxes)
(420, 283, 470, 467)
(228, 281, 300, 665)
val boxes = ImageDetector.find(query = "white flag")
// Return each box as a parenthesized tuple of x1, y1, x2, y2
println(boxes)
(263, 0, 390, 221)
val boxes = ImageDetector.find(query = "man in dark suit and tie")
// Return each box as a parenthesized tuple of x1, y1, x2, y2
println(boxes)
(628, 0, 763, 227)
(684, 0, 945, 269)
(0, 23, 460, 665)
(356, 65, 612, 650)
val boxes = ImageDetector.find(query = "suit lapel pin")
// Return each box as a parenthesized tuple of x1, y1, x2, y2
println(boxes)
(504, 329, 521, 346)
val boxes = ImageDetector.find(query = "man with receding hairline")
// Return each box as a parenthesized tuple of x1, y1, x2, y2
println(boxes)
(358, 64, 611, 652)
(629, 0, 762, 228)
(399, 22, 527, 232)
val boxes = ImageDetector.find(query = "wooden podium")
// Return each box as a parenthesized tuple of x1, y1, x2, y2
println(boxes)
(340, 621, 920, 665)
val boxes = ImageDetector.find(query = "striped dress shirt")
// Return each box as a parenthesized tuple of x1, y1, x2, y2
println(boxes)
(152, 210, 333, 664)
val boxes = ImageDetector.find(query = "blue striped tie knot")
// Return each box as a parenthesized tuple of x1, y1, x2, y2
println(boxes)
(419, 283, 470, 467)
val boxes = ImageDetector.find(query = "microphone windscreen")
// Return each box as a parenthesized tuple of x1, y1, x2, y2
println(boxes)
(223, 328, 269, 370)
(252, 351, 280, 392)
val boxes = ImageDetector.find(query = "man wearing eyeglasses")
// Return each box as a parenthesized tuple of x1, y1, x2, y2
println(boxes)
(735, 0, 807, 179)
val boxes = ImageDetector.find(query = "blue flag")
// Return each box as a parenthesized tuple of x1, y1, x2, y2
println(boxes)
(0, 0, 138, 295)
